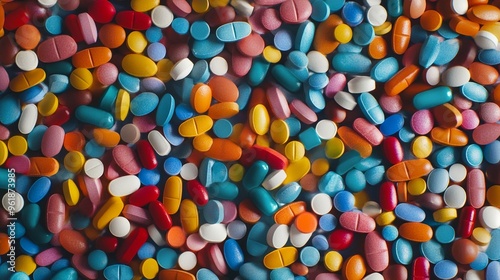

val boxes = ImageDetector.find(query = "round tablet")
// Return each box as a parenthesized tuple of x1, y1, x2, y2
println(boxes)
(209, 56, 228, 76)
(435, 224, 455, 244)
(2, 191, 24, 213)
(120, 123, 141, 144)
(190, 21, 210, 41)
(180, 163, 198, 180)
(109, 216, 131, 238)
(443, 185, 466, 208)
(151, 5, 174, 28)
(266, 223, 289, 248)
(213, 119, 233, 138)
(163, 157, 182, 175)
(84, 158, 104, 179)
(480, 206, 500, 229)
(315, 120, 337, 140)
(177, 251, 197, 270)
(311, 193, 333, 215)
(156, 248, 178, 269)
(366, 5, 387, 27)
(448, 163, 467, 183)
(15, 50, 38, 71)
(227, 220, 247, 240)
(318, 214, 337, 231)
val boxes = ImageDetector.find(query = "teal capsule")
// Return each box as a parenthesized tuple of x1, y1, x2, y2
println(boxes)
(352, 23, 375, 46)
(207, 181, 239, 200)
(419, 35, 440, 68)
(270, 267, 295, 280)
(413, 86, 452, 110)
(249, 187, 278, 216)
(331, 53, 372, 74)
(354, 155, 382, 171)
(271, 65, 301, 93)
(305, 87, 325, 113)
(27, 224, 53, 245)
(51, 267, 78, 280)
(21, 203, 40, 230)
(371, 57, 399, 82)
(156, 94, 175, 127)
(216, 21, 251, 42)
(432, 146, 459, 168)
(486, 229, 500, 261)
(275, 182, 302, 204)
(295, 21, 315, 52)
(199, 158, 228, 187)
(460, 82, 488, 103)
(44, 61, 73, 76)
(420, 239, 445, 264)
(298, 127, 322, 150)
(75, 105, 114, 129)
(189, 60, 210, 83)
(99, 85, 119, 112)
(103, 264, 133, 280)
(358, 92, 385, 125)
(392, 238, 413, 265)
(242, 160, 269, 191)
(248, 57, 270, 86)
(236, 83, 252, 110)
(192, 34, 225, 59)
(118, 72, 140, 93)
(387, 0, 402, 17)
(289, 67, 309, 82)
(337, 42, 363, 53)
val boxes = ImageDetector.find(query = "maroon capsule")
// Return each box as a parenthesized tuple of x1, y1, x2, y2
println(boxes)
(187, 180, 209, 206)
(115, 227, 148, 264)
(380, 181, 398, 211)
(383, 136, 404, 164)
(43, 105, 71, 126)
(95, 235, 119, 253)
(383, 264, 408, 280)
(415, 192, 444, 211)
(457, 206, 476, 238)
(328, 228, 354, 251)
(129, 186, 160, 207)
(148, 200, 173, 231)
(115, 11, 152, 30)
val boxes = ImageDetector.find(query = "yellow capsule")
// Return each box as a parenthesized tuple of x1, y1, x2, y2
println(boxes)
(487, 185, 500, 207)
(115, 89, 130, 121)
(374, 22, 392, 35)
(64, 151, 85, 173)
(8, 135, 28, 156)
(15, 255, 36, 275)
(433, 208, 457, 223)
(375, 211, 396, 226)
(311, 158, 329, 176)
(127, 31, 149, 53)
(334, 23, 353, 44)
(38, 92, 58, 116)
(411, 136, 433, 158)
(263, 46, 282, 63)
(284, 141, 305, 162)
(131, 0, 159, 12)
(229, 163, 245, 182)
(122, 54, 158, 77)
(192, 0, 210, 13)
(256, 135, 270, 147)
(407, 178, 426, 196)
(9, 68, 46, 92)
(270, 119, 290, 144)
(163, 176, 183, 215)
(325, 137, 344, 159)
(0, 140, 7, 165)
(209, 0, 229, 7)
(63, 179, 80, 206)
(70, 68, 93, 90)
(180, 199, 199, 234)
(472, 227, 491, 246)
(178, 115, 214, 137)
(93, 196, 125, 230)
(249, 104, 270, 135)
(193, 134, 213, 152)
(156, 59, 174, 82)
(283, 157, 310, 185)
(324, 251, 343, 272)
(140, 258, 160, 279)
(263, 247, 298, 269)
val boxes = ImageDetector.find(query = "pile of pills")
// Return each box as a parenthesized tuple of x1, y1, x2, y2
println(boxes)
(0, 0, 500, 279)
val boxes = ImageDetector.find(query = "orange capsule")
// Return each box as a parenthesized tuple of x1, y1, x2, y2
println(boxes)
(28, 157, 59, 176)
(72, 47, 112, 68)
(385, 64, 420, 96)
(386, 159, 433, 182)
(399, 222, 433, 242)
(93, 128, 120, 147)
(392, 16, 412, 55)
(368, 36, 388, 59)
(204, 138, 242, 161)
(158, 269, 195, 280)
(467, 5, 500, 25)
(239, 124, 257, 149)
(432, 103, 463, 128)
(430, 127, 468, 146)
(449, 15, 480, 36)
(190, 83, 212, 114)
(337, 126, 372, 158)
(207, 102, 239, 119)
(313, 14, 342, 55)
(469, 62, 499, 85)
(343, 254, 367, 280)
(274, 201, 307, 225)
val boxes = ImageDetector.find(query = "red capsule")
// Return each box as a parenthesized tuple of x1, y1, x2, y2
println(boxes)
(64, 14, 84, 43)
(129, 186, 160, 207)
(244, 145, 288, 170)
(43, 105, 71, 126)
(413, 257, 430, 280)
(383, 136, 404, 164)
(148, 200, 173, 231)
(136, 139, 158, 170)
(187, 180, 209, 206)
(115, 227, 148, 263)
(87, 0, 116, 24)
(95, 235, 118, 253)
(58, 90, 93, 111)
(0, 35, 19, 66)
(457, 206, 476, 238)
(115, 11, 152, 30)
(328, 228, 354, 250)
(380, 182, 398, 211)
